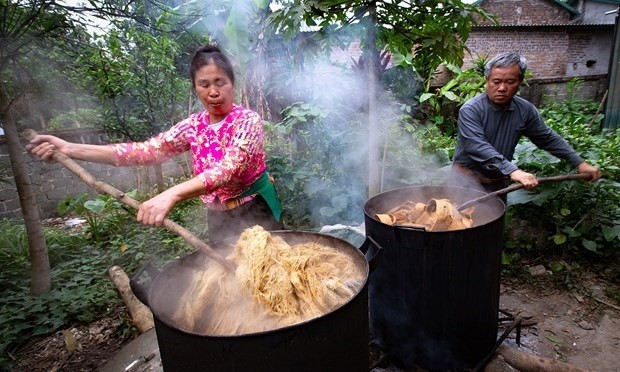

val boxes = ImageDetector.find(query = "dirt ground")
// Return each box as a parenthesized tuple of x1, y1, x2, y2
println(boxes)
(495, 276, 620, 372)
(9, 270, 620, 372)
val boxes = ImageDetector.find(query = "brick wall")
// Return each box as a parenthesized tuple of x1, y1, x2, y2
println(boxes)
(0, 129, 191, 220)
(475, 0, 573, 25)
(465, 0, 614, 80)
(465, 29, 570, 78)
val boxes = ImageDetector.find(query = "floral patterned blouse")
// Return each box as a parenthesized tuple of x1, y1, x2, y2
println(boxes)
(109, 105, 266, 208)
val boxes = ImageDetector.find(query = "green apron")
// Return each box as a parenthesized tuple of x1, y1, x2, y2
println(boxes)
(241, 172, 282, 222)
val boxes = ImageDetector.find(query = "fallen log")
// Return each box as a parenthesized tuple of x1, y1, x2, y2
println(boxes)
(108, 265, 154, 333)
(496, 344, 595, 372)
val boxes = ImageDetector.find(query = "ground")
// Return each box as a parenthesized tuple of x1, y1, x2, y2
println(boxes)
(9, 270, 620, 372)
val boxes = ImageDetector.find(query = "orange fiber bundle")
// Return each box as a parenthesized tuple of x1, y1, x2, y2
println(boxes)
(171, 226, 364, 335)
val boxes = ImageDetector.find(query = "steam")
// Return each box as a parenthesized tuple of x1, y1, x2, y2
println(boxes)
(184, 0, 451, 232)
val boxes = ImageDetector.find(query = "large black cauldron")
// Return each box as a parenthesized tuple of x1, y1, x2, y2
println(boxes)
(131, 230, 379, 372)
(364, 186, 505, 370)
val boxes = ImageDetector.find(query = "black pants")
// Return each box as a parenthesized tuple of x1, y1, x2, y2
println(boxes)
(206, 196, 284, 244)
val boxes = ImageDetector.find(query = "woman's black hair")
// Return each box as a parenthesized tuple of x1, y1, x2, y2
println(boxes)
(190, 44, 235, 86)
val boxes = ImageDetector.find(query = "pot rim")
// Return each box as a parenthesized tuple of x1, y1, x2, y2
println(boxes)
(364, 185, 506, 232)
(148, 230, 370, 338)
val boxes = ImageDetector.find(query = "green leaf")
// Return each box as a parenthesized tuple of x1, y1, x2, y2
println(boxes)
(582, 239, 598, 252)
(419, 93, 434, 103)
(443, 91, 459, 101)
(84, 199, 106, 214)
(550, 261, 566, 272)
(553, 234, 567, 245)
(602, 225, 620, 242)
(545, 335, 565, 344)
(252, 0, 269, 9)
(560, 208, 571, 216)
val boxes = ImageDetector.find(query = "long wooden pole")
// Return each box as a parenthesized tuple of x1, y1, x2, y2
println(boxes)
(456, 173, 593, 211)
(22, 129, 236, 271)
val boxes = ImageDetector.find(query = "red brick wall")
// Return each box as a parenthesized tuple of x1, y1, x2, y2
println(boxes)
(475, 0, 572, 25)
(464, 29, 570, 78)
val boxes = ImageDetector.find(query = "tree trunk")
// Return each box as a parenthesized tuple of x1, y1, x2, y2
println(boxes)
(367, 3, 380, 198)
(2, 95, 51, 294)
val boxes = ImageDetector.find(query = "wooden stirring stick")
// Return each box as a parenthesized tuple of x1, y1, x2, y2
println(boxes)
(456, 173, 593, 211)
(22, 129, 236, 271)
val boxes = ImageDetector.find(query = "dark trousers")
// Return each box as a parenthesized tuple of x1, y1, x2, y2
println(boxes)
(448, 165, 510, 203)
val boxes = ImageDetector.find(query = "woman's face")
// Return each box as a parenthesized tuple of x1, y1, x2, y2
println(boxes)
(194, 63, 234, 123)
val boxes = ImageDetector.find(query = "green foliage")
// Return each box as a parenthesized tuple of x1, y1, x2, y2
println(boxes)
(57, 193, 137, 243)
(420, 58, 487, 112)
(266, 100, 456, 229)
(381, 64, 424, 114)
(509, 94, 620, 258)
(0, 203, 195, 369)
(265, 102, 368, 228)
(269, 0, 495, 85)
(0, 219, 32, 276)
(77, 23, 188, 142)
(47, 108, 105, 130)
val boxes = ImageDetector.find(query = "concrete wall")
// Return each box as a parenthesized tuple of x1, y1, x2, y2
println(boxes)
(566, 31, 614, 77)
(581, 2, 619, 24)
(520, 74, 609, 106)
(0, 129, 191, 221)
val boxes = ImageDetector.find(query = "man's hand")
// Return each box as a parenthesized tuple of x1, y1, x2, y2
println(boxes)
(509, 169, 538, 190)
(577, 162, 602, 181)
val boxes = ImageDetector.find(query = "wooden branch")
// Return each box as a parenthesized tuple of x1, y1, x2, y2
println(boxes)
(108, 265, 154, 333)
(457, 173, 593, 211)
(21, 129, 235, 271)
(496, 344, 594, 372)
(593, 297, 620, 312)
(587, 90, 607, 129)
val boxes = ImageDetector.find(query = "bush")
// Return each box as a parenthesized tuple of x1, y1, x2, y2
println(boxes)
(509, 93, 620, 258)
(0, 199, 195, 369)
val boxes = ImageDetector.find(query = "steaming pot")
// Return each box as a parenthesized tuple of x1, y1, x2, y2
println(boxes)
(364, 186, 505, 370)
(130, 230, 381, 372)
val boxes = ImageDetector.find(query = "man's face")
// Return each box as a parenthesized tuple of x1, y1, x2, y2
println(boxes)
(485, 64, 523, 106)
(194, 63, 235, 123)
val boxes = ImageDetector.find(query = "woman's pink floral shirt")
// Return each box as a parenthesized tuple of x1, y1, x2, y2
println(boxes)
(109, 105, 266, 207)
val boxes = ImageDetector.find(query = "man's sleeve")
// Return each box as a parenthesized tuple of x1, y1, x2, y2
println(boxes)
(523, 107, 584, 168)
(458, 105, 518, 176)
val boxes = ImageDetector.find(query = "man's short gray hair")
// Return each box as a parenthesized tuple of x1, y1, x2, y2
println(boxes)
(484, 52, 528, 80)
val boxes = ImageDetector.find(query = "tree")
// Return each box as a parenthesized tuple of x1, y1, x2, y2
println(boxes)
(268, 0, 493, 196)
(0, 0, 80, 295)
(0, 0, 182, 294)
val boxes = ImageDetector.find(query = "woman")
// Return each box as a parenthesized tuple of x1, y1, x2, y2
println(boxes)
(27, 44, 283, 243)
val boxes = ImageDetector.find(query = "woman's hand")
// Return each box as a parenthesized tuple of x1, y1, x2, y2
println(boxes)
(137, 193, 178, 227)
(510, 169, 538, 190)
(26, 135, 70, 162)
(137, 178, 206, 227)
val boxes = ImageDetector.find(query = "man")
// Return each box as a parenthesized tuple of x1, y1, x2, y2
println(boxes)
(451, 51, 601, 192)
